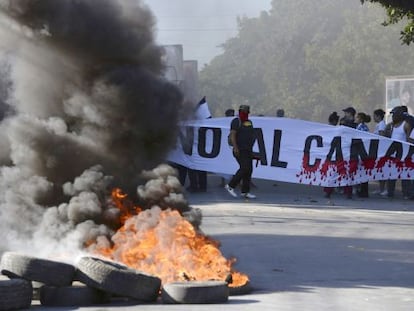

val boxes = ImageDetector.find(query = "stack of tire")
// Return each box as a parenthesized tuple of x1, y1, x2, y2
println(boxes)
(0, 252, 249, 308)
(0, 252, 162, 308)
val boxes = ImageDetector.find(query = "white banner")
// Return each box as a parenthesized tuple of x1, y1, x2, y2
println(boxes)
(167, 117, 414, 187)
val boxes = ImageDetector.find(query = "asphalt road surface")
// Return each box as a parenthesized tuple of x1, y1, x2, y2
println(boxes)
(26, 175, 414, 310)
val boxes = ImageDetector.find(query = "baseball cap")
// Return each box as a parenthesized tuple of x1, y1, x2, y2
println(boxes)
(390, 106, 404, 115)
(239, 105, 250, 112)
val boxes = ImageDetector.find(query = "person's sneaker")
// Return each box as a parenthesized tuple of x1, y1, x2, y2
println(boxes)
(225, 184, 238, 198)
(379, 190, 388, 196)
(242, 192, 256, 199)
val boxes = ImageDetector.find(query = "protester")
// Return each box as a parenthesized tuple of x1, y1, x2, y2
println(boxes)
(323, 112, 340, 199)
(339, 106, 357, 128)
(400, 105, 414, 198)
(373, 109, 386, 135)
(355, 112, 371, 197)
(339, 106, 357, 198)
(384, 106, 412, 199)
(328, 111, 339, 126)
(225, 104, 256, 199)
(169, 162, 188, 186)
(372, 108, 387, 195)
(225, 108, 235, 117)
(401, 105, 414, 129)
(276, 108, 285, 117)
(187, 96, 211, 193)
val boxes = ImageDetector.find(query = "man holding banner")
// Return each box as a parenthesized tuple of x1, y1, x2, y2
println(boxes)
(225, 104, 257, 199)
(386, 106, 412, 198)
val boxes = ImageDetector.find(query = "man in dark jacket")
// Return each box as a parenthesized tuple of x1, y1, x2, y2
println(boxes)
(225, 104, 256, 199)
(339, 106, 357, 128)
(339, 106, 357, 198)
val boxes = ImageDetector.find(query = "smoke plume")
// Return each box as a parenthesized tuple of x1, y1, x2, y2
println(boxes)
(0, 0, 188, 260)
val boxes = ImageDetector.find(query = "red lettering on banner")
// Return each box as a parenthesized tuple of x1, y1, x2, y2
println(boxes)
(298, 156, 414, 186)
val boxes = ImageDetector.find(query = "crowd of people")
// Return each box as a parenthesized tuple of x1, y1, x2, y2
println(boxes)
(172, 96, 414, 201)
(323, 104, 414, 200)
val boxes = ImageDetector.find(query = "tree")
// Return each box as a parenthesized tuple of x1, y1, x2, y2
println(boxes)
(361, 0, 414, 44)
(199, 0, 414, 122)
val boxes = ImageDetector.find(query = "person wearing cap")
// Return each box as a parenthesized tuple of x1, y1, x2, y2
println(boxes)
(225, 104, 256, 199)
(339, 107, 357, 128)
(384, 106, 412, 199)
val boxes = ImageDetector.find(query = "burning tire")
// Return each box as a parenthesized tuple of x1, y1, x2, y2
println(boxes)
(229, 280, 253, 296)
(0, 278, 32, 310)
(0, 252, 75, 287)
(161, 281, 229, 304)
(39, 284, 110, 307)
(75, 256, 161, 302)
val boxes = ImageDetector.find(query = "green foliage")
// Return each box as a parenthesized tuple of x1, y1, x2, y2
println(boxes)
(199, 0, 414, 123)
(361, 0, 414, 45)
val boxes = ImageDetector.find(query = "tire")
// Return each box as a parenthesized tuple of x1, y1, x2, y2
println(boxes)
(0, 252, 75, 287)
(76, 256, 161, 302)
(229, 280, 253, 296)
(161, 281, 229, 304)
(0, 279, 32, 310)
(40, 284, 111, 307)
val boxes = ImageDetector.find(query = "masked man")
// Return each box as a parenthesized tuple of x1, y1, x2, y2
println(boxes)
(225, 105, 256, 199)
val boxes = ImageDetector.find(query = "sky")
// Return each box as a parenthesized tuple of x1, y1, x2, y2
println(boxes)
(145, 0, 272, 69)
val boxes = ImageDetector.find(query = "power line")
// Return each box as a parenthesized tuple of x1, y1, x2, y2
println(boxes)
(156, 28, 238, 32)
(155, 14, 243, 18)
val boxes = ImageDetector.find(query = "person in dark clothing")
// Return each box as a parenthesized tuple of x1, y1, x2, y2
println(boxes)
(323, 112, 340, 198)
(225, 108, 235, 117)
(225, 104, 256, 199)
(328, 111, 339, 126)
(276, 108, 285, 117)
(401, 105, 414, 129)
(168, 162, 188, 186)
(339, 107, 357, 128)
(187, 169, 207, 192)
(340, 106, 357, 199)
(187, 96, 211, 193)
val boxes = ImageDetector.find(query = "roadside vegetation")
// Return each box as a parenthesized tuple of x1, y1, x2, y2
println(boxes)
(200, 0, 414, 122)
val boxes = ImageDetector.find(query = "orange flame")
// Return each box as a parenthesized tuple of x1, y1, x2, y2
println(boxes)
(111, 188, 141, 225)
(91, 189, 249, 287)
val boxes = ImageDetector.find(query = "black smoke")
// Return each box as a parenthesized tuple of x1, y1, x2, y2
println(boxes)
(0, 0, 190, 257)
(0, 0, 184, 194)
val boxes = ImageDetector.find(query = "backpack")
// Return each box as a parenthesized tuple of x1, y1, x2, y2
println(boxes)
(227, 118, 241, 146)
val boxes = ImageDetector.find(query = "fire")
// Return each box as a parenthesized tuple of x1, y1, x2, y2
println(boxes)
(92, 189, 249, 287)
(111, 188, 142, 225)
